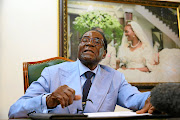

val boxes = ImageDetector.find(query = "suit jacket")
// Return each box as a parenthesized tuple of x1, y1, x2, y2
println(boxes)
(8, 60, 150, 118)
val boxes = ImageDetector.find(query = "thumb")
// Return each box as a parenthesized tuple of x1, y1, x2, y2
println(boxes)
(136, 103, 150, 114)
(74, 95, 81, 100)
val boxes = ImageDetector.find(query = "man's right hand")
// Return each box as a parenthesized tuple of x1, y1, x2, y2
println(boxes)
(46, 85, 81, 109)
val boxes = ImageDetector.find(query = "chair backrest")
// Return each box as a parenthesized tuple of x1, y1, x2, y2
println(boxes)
(23, 57, 74, 92)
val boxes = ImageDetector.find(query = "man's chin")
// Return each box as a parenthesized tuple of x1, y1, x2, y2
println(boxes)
(79, 56, 96, 64)
(80, 56, 94, 62)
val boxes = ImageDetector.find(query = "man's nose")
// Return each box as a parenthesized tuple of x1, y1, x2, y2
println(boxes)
(86, 40, 95, 46)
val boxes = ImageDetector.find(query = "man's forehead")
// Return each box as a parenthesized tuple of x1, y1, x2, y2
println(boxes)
(83, 31, 102, 37)
(84, 31, 92, 36)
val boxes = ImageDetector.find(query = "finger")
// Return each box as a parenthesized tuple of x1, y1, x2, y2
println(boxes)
(67, 88, 75, 95)
(50, 92, 60, 105)
(66, 88, 81, 101)
(64, 89, 73, 105)
(136, 108, 148, 114)
(74, 95, 81, 100)
(148, 106, 155, 114)
(56, 97, 65, 108)
(60, 90, 72, 108)
(62, 94, 69, 107)
(136, 104, 150, 114)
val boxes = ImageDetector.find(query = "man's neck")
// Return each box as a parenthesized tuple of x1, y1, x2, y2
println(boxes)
(79, 60, 98, 70)
(85, 64, 97, 70)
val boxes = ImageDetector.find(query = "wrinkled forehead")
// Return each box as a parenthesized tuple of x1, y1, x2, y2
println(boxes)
(83, 30, 103, 38)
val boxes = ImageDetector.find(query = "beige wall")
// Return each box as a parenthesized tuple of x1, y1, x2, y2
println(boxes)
(0, 0, 58, 119)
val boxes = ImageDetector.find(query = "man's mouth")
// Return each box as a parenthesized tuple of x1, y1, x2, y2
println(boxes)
(83, 50, 94, 53)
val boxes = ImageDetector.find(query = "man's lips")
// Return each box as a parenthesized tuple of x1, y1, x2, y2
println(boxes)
(83, 50, 94, 53)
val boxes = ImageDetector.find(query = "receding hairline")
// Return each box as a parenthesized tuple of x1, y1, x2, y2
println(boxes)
(83, 30, 103, 36)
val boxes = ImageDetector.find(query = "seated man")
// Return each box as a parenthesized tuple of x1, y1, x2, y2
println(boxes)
(9, 28, 154, 118)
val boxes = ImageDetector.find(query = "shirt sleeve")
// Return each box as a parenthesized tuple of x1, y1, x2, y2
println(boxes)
(42, 93, 53, 113)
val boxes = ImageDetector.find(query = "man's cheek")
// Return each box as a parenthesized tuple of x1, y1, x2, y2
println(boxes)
(99, 48, 104, 57)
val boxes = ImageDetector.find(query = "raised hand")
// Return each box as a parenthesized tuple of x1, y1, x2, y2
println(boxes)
(46, 85, 81, 109)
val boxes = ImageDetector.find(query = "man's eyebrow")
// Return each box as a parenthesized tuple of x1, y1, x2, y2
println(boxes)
(82, 35, 91, 38)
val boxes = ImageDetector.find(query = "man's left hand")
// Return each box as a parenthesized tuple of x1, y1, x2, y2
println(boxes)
(136, 97, 155, 114)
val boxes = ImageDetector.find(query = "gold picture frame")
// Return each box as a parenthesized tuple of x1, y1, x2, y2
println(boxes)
(58, 0, 180, 90)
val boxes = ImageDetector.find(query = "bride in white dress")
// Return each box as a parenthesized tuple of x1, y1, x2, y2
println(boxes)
(117, 21, 180, 83)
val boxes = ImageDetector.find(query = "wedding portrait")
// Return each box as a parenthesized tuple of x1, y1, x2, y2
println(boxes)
(60, 0, 180, 85)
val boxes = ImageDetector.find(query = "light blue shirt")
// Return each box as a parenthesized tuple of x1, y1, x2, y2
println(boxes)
(78, 59, 99, 88)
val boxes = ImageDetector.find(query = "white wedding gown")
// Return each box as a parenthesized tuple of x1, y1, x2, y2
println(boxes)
(117, 48, 180, 83)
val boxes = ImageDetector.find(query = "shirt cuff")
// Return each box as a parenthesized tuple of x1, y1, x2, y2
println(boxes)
(139, 91, 151, 109)
(42, 93, 52, 113)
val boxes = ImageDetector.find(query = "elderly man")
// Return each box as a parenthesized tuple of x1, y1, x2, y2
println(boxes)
(9, 29, 154, 118)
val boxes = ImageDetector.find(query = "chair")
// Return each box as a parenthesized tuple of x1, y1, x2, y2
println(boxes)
(23, 57, 74, 92)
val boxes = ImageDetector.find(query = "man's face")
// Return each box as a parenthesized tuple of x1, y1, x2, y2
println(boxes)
(78, 30, 106, 65)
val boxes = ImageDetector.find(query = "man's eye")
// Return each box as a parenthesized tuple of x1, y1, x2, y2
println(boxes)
(82, 38, 88, 42)
(95, 41, 100, 44)
(94, 38, 100, 43)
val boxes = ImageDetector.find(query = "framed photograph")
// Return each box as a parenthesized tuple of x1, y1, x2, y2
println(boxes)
(58, 0, 180, 90)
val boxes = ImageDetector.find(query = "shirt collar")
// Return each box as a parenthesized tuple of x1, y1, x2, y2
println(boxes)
(78, 59, 99, 76)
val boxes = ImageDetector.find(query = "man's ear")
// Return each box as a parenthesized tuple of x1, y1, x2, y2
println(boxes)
(102, 50, 107, 59)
